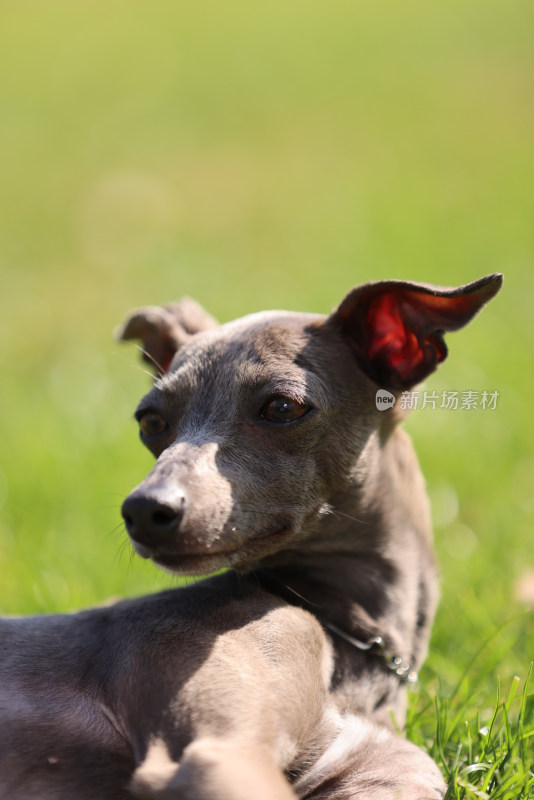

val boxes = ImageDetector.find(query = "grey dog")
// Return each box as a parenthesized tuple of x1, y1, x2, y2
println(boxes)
(0, 273, 502, 799)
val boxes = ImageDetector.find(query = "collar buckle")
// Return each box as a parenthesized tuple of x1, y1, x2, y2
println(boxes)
(323, 621, 418, 685)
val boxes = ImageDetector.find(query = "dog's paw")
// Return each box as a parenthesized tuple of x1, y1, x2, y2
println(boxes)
(294, 713, 445, 800)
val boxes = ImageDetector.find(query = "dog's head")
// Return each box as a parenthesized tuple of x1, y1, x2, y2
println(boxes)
(118, 274, 502, 575)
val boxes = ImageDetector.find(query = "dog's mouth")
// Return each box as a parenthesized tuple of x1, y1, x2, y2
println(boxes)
(135, 523, 295, 576)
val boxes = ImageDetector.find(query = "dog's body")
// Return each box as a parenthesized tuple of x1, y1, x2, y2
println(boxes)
(0, 275, 502, 799)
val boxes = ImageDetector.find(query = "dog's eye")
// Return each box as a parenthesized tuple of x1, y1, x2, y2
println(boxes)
(138, 412, 168, 438)
(261, 396, 311, 423)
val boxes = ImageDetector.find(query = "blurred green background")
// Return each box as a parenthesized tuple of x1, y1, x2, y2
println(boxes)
(0, 0, 532, 691)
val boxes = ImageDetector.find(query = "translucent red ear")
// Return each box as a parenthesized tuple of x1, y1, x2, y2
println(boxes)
(332, 274, 503, 389)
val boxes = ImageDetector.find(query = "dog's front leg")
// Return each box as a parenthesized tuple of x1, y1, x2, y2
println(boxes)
(130, 736, 297, 800)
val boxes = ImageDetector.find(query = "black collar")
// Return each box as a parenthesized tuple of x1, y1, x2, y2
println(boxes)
(321, 620, 418, 684)
(253, 569, 418, 685)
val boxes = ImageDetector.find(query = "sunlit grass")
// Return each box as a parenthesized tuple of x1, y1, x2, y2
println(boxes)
(407, 667, 534, 799)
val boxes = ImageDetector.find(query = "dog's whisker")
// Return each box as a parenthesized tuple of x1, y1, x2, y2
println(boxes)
(112, 536, 131, 567)
(106, 521, 128, 542)
(330, 509, 365, 525)
(257, 570, 321, 609)
(134, 344, 165, 377)
(113, 347, 164, 380)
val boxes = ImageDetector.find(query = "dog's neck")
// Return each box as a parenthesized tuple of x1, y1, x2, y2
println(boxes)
(253, 427, 437, 674)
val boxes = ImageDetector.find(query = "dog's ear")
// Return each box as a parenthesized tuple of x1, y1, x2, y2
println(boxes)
(116, 298, 217, 375)
(331, 273, 503, 389)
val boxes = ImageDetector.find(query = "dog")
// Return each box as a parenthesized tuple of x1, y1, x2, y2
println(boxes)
(0, 274, 502, 799)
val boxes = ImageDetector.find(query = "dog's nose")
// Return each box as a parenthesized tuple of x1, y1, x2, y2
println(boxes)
(121, 489, 185, 548)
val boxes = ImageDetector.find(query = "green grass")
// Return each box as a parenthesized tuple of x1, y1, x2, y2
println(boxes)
(407, 651, 533, 798)
(0, 1, 532, 796)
